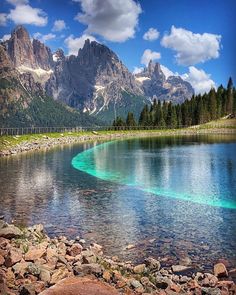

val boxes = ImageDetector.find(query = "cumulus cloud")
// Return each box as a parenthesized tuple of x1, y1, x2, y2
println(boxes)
(160, 65, 175, 78)
(6, 0, 28, 5)
(0, 13, 7, 26)
(6, 0, 47, 26)
(0, 34, 11, 41)
(143, 28, 159, 41)
(74, 0, 142, 42)
(161, 26, 221, 66)
(52, 20, 66, 32)
(182, 66, 216, 94)
(141, 49, 161, 66)
(33, 32, 56, 43)
(133, 66, 144, 74)
(64, 34, 97, 56)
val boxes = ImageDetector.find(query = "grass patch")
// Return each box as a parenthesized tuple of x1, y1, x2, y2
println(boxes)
(0, 118, 235, 153)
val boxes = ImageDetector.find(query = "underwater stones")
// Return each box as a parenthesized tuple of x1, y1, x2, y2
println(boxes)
(0, 222, 235, 295)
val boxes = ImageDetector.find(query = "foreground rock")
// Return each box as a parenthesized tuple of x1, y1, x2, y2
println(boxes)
(0, 221, 235, 295)
(39, 277, 119, 295)
(0, 223, 23, 238)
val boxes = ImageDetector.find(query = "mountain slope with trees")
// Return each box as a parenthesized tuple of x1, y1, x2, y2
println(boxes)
(113, 78, 236, 129)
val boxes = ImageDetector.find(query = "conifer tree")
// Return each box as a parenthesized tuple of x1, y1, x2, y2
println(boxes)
(126, 112, 136, 128)
(209, 89, 217, 120)
(226, 77, 233, 115)
(139, 105, 150, 126)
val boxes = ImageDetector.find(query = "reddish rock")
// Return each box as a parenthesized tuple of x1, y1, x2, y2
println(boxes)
(214, 263, 228, 277)
(39, 277, 119, 295)
(50, 267, 72, 285)
(25, 246, 46, 261)
(187, 279, 200, 290)
(34, 281, 46, 294)
(112, 270, 122, 282)
(103, 270, 111, 282)
(0, 254, 5, 266)
(0, 225, 22, 239)
(133, 263, 146, 274)
(145, 257, 161, 271)
(217, 280, 234, 288)
(0, 249, 7, 257)
(46, 247, 57, 263)
(170, 283, 181, 293)
(13, 261, 31, 276)
(67, 243, 82, 257)
(5, 268, 15, 286)
(74, 263, 102, 276)
(90, 243, 103, 255)
(5, 247, 23, 267)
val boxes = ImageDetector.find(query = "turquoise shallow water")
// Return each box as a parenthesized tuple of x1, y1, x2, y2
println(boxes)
(1, 134, 236, 269)
(72, 139, 236, 209)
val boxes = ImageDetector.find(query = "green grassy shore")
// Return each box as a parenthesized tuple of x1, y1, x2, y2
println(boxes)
(0, 118, 235, 154)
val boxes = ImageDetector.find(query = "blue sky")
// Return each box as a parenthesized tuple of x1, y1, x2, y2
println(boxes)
(0, 0, 235, 94)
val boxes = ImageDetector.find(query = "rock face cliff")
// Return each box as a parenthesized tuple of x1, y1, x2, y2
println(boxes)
(135, 61, 194, 104)
(46, 39, 145, 121)
(1, 26, 194, 124)
(0, 43, 98, 127)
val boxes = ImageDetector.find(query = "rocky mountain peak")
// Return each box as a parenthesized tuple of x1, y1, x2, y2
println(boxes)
(0, 45, 16, 79)
(53, 49, 65, 63)
(135, 60, 194, 103)
(139, 60, 165, 82)
(32, 39, 53, 70)
(78, 39, 119, 67)
(11, 25, 30, 42)
(6, 25, 36, 69)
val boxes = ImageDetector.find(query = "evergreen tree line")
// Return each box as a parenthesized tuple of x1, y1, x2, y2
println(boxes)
(113, 78, 236, 129)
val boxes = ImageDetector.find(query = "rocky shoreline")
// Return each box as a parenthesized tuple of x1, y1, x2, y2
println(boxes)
(0, 221, 235, 295)
(0, 128, 235, 157)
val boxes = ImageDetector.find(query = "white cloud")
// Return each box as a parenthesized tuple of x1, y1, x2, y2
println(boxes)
(141, 49, 161, 66)
(52, 19, 66, 32)
(7, 3, 47, 26)
(182, 66, 216, 94)
(6, 0, 28, 5)
(74, 0, 142, 42)
(133, 66, 143, 74)
(161, 26, 221, 66)
(160, 65, 175, 78)
(33, 32, 56, 43)
(64, 34, 97, 56)
(143, 28, 159, 41)
(0, 34, 11, 42)
(0, 13, 8, 26)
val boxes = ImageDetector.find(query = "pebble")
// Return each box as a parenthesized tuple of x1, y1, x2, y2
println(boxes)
(0, 221, 234, 295)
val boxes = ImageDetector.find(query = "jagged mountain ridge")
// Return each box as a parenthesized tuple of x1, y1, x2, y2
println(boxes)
(1, 25, 194, 123)
(0, 44, 99, 127)
(135, 61, 194, 104)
